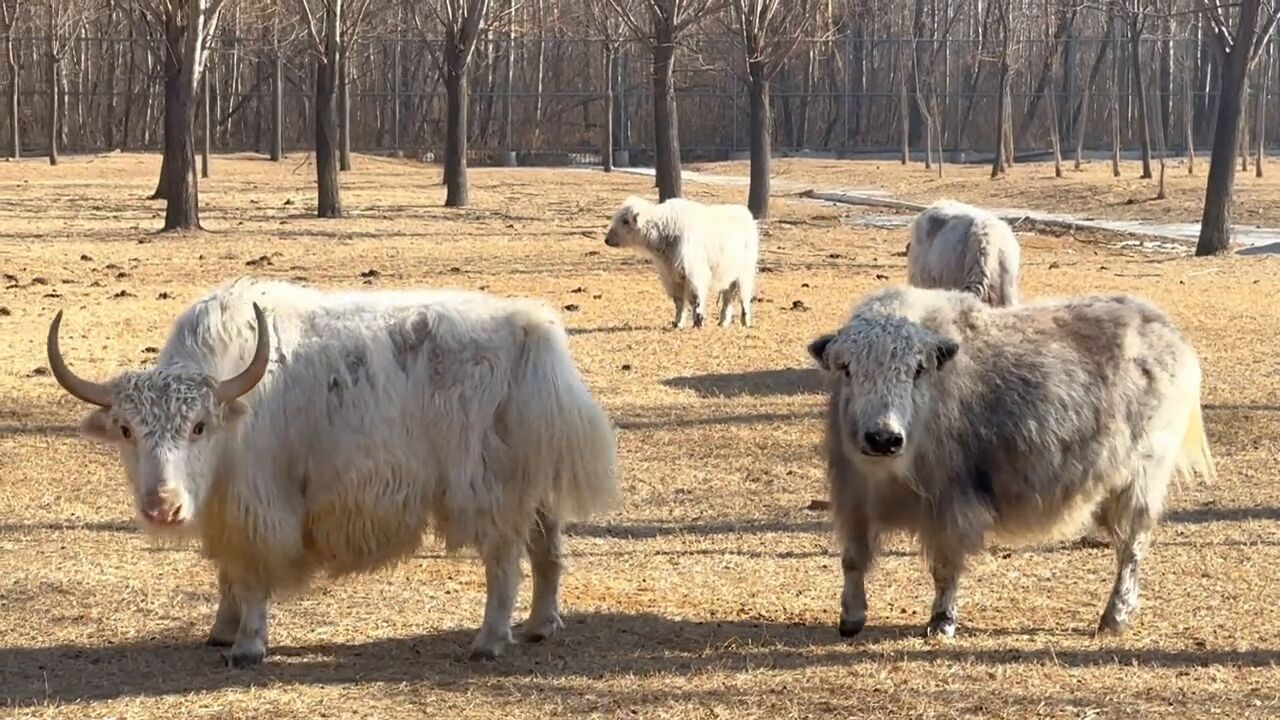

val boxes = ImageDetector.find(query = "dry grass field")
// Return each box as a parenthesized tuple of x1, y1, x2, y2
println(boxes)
(1, 153, 1279, 719)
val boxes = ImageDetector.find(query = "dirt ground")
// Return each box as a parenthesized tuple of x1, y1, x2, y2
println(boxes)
(692, 155, 1280, 230)
(1, 153, 1279, 719)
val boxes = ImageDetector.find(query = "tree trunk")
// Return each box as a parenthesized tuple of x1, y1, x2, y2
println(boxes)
(7, 36, 19, 159)
(1256, 45, 1271, 178)
(152, 54, 182, 200)
(899, 45, 909, 165)
(162, 90, 200, 231)
(992, 43, 1009, 178)
(1130, 22, 1153, 179)
(201, 69, 210, 179)
(338, 47, 352, 171)
(270, 51, 283, 160)
(747, 66, 770, 220)
(602, 42, 614, 173)
(652, 34, 681, 201)
(1197, 53, 1252, 255)
(444, 48, 470, 207)
(315, 60, 343, 218)
(1185, 40, 1196, 175)
(47, 55, 58, 166)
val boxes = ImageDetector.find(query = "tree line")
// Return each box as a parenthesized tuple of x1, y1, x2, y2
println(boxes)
(1, 0, 1277, 254)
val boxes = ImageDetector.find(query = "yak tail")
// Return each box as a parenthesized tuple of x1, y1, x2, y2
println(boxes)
(510, 308, 619, 522)
(1177, 402, 1216, 485)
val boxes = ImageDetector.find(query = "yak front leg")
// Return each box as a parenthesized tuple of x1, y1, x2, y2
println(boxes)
(839, 528, 878, 638)
(689, 288, 707, 328)
(226, 583, 270, 668)
(521, 510, 565, 643)
(205, 567, 241, 647)
(926, 551, 965, 638)
(470, 542, 522, 660)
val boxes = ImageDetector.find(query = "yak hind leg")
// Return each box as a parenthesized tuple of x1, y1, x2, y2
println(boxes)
(520, 510, 565, 643)
(717, 287, 736, 326)
(469, 541, 522, 661)
(1096, 487, 1159, 636)
(206, 568, 241, 647)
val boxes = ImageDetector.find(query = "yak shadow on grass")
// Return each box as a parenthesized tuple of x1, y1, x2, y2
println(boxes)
(3, 612, 1278, 707)
(663, 368, 825, 399)
(0, 422, 80, 439)
(567, 517, 828, 540)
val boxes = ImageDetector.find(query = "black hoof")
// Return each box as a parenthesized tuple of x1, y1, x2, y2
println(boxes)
(205, 636, 234, 648)
(838, 618, 865, 638)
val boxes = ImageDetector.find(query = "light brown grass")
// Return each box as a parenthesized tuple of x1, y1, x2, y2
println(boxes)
(1, 153, 1278, 719)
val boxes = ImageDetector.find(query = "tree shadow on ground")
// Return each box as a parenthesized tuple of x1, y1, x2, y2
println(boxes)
(662, 368, 825, 399)
(1165, 506, 1280, 524)
(3, 612, 1277, 707)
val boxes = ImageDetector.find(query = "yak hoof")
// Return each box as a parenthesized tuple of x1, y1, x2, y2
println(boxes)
(692, 314, 705, 328)
(1095, 615, 1129, 637)
(838, 618, 865, 638)
(468, 646, 503, 662)
(520, 614, 564, 643)
(224, 648, 265, 669)
(926, 612, 957, 639)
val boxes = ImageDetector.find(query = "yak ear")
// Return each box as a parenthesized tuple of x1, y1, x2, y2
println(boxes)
(934, 335, 960, 369)
(807, 334, 836, 370)
(79, 408, 115, 443)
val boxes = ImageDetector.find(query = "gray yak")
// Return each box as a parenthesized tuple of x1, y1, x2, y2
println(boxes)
(48, 278, 618, 666)
(807, 286, 1214, 639)
(907, 199, 1021, 307)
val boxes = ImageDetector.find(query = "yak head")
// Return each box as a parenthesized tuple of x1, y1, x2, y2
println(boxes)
(808, 309, 958, 462)
(605, 195, 655, 249)
(47, 303, 270, 536)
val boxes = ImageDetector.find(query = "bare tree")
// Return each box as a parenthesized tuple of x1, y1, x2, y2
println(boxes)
(2, 0, 20, 159)
(140, 0, 237, 231)
(1256, 38, 1272, 177)
(727, 0, 815, 219)
(45, 0, 91, 166)
(297, 0, 365, 217)
(1107, 0, 1154, 178)
(409, 0, 489, 207)
(582, 0, 623, 172)
(608, 0, 725, 201)
(991, 0, 1012, 179)
(1195, 0, 1279, 255)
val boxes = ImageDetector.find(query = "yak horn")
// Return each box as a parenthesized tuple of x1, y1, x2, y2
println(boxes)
(215, 303, 270, 403)
(47, 310, 115, 408)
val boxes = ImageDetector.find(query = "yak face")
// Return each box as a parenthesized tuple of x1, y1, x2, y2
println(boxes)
(605, 197, 651, 249)
(808, 315, 958, 461)
(47, 303, 270, 536)
(79, 371, 249, 535)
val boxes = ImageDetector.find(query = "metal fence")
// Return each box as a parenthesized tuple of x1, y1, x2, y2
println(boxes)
(4, 33, 1279, 161)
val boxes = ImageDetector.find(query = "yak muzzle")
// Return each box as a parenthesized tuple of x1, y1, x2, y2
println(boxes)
(861, 427, 905, 457)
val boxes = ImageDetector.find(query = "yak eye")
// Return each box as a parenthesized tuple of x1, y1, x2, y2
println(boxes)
(192, 421, 206, 437)
(120, 424, 133, 440)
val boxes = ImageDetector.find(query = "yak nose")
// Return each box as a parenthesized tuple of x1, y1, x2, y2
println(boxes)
(141, 490, 187, 526)
(862, 427, 904, 456)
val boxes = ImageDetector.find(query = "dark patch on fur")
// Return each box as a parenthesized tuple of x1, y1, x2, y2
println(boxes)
(328, 376, 343, 403)
(971, 464, 996, 507)
(924, 215, 947, 241)
(345, 349, 367, 386)
(390, 313, 433, 373)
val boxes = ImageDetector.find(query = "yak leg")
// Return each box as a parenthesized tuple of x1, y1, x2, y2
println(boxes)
(926, 550, 965, 638)
(226, 582, 270, 668)
(206, 568, 241, 647)
(838, 527, 878, 638)
(716, 288, 737, 327)
(738, 280, 753, 327)
(470, 541, 522, 660)
(671, 295, 688, 329)
(521, 510, 564, 643)
(1097, 488, 1158, 635)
